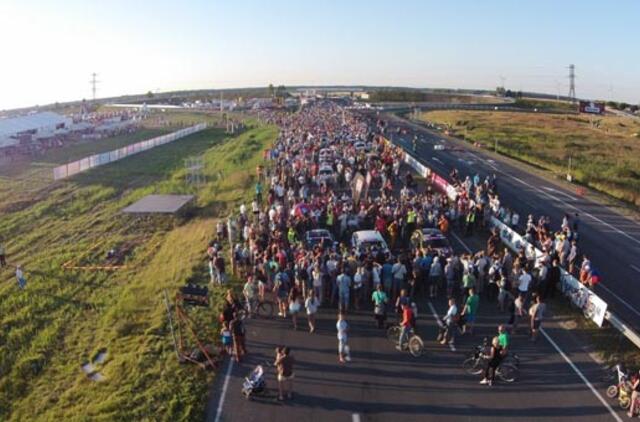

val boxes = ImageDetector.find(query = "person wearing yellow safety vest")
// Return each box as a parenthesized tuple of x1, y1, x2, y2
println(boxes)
(326, 206, 335, 237)
(287, 227, 298, 245)
(405, 208, 417, 243)
(465, 207, 476, 237)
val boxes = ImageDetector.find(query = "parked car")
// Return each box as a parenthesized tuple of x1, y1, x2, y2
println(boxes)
(411, 228, 453, 257)
(351, 230, 390, 256)
(305, 229, 336, 249)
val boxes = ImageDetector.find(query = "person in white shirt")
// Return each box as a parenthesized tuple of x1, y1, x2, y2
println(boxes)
(391, 258, 407, 301)
(518, 269, 532, 300)
(441, 297, 458, 346)
(305, 290, 320, 333)
(336, 313, 351, 363)
(16, 265, 26, 289)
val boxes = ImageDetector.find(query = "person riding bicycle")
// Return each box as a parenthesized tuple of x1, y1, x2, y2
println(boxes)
(397, 302, 414, 351)
(480, 336, 503, 386)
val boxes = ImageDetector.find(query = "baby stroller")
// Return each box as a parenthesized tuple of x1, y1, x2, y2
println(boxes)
(241, 364, 267, 399)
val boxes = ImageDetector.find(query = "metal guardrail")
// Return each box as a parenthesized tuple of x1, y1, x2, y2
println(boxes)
(392, 137, 640, 350)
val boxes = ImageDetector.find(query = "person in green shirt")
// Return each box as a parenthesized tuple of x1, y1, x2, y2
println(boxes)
(462, 270, 476, 298)
(461, 287, 479, 335)
(497, 324, 510, 352)
(371, 284, 388, 328)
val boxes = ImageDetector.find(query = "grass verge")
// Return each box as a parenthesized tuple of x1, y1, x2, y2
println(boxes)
(0, 121, 277, 421)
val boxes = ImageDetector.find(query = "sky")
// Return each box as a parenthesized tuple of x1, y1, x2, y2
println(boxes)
(0, 0, 639, 110)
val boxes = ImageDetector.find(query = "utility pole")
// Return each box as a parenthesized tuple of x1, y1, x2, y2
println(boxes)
(90, 73, 99, 101)
(219, 91, 223, 113)
(568, 64, 576, 103)
(494, 138, 498, 154)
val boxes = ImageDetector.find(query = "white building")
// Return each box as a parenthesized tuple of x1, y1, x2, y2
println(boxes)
(0, 111, 72, 149)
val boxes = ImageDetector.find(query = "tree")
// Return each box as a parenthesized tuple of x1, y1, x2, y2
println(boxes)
(268, 84, 274, 98)
(275, 85, 287, 98)
(146, 90, 154, 99)
(495, 86, 506, 96)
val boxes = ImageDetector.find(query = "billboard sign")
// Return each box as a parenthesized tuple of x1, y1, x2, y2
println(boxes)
(579, 101, 605, 115)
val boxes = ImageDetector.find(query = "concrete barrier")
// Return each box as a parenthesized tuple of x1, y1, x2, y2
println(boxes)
(393, 139, 640, 346)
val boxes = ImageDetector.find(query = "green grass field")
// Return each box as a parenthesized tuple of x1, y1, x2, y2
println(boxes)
(419, 110, 640, 206)
(0, 120, 278, 421)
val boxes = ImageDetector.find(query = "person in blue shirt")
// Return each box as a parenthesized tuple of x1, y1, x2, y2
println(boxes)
(382, 260, 393, 296)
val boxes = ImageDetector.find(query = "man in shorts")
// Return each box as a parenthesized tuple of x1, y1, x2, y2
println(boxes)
(529, 294, 546, 342)
(336, 313, 351, 363)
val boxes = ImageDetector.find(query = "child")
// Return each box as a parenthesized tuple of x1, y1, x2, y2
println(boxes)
(220, 322, 233, 355)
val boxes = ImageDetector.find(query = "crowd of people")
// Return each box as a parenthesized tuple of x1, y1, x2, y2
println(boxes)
(208, 100, 600, 396)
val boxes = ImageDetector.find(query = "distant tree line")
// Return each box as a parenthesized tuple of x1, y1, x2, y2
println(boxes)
(606, 101, 638, 112)
(368, 90, 434, 102)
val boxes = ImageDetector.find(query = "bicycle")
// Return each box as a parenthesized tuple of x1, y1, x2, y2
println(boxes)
(462, 340, 518, 383)
(238, 298, 275, 320)
(386, 324, 425, 357)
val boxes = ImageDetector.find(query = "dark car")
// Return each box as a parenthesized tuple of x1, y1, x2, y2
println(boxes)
(305, 229, 336, 249)
(411, 228, 453, 257)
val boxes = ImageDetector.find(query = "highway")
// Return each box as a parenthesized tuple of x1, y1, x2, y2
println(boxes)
(381, 112, 640, 333)
(205, 106, 633, 422)
(207, 230, 624, 421)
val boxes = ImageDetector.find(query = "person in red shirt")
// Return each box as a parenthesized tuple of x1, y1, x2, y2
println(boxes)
(397, 303, 414, 351)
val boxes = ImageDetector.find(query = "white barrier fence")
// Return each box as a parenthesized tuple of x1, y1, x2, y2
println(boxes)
(53, 123, 207, 180)
(395, 143, 618, 330)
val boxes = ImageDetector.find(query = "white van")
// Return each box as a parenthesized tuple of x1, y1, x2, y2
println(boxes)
(351, 230, 390, 255)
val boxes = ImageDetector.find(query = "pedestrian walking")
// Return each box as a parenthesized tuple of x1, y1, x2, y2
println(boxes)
(16, 265, 26, 289)
(336, 313, 351, 363)
(274, 346, 295, 401)
(460, 287, 479, 335)
(305, 289, 320, 333)
(439, 297, 458, 346)
(529, 294, 546, 342)
(229, 312, 246, 362)
(371, 284, 388, 328)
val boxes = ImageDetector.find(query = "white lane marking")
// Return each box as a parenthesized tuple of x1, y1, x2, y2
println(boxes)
(497, 169, 640, 247)
(427, 301, 444, 328)
(214, 358, 234, 422)
(631, 264, 640, 274)
(352, 413, 361, 422)
(432, 157, 443, 164)
(542, 186, 575, 201)
(541, 329, 623, 422)
(450, 231, 473, 254)
(598, 284, 640, 319)
(427, 301, 456, 352)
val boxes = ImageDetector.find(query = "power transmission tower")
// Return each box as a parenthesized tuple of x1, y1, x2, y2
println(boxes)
(90, 73, 99, 101)
(568, 64, 576, 103)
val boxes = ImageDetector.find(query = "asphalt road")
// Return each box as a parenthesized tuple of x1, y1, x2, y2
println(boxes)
(382, 113, 640, 331)
(206, 230, 624, 421)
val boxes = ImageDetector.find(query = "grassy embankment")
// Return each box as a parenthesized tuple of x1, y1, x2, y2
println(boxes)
(0, 121, 278, 421)
(419, 110, 640, 206)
